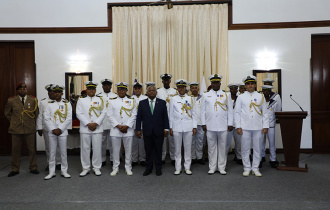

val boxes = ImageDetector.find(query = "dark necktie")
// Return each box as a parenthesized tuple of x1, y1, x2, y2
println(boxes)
(22, 97, 24, 105)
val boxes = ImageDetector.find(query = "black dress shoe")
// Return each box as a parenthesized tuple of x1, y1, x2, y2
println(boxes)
(140, 161, 146, 166)
(156, 171, 162, 176)
(269, 160, 279, 168)
(102, 161, 106, 167)
(171, 160, 175, 166)
(204, 157, 209, 162)
(45, 165, 49, 171)
(8, 171, 19, 177)
(143, 170, 152, 176)
(110, 161, 113, 166)
(191, 159, 197, 165)
(162, 160, 165, 165)
(197, 159, 205, 165)
(56, 164, 61, 170)
(132, 162, 138, 167)
(261, 157, 266, 162)
(30, 169, 40, 174)
(233, 155, 237, 161)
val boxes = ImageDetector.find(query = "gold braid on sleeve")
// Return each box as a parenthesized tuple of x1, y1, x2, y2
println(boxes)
(181, 97, 194, 118)
(89, 97, 104, 118)
(54, 102, 68, 123)
(214, 93, 228, 111)
(120, 99, 135, 117)
(249, 94, 264, 115)
(20, 97, 38, 124)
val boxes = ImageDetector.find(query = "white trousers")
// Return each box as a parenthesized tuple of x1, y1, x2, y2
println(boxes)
(43, 130, 61, 164)
(102, 130, 113, 162)
(132, 131, 146, 162)
(111, 136, 133, 171)
(226, 128, 242, 159)
(261, 127, 276, 161)
(206, 131, 227, 171)
(80, 133, 102, 170)
(241, 130, 262, 171)
(191, 125, 204, 160)
(173, 131, 192, 171)
(48, 135, 68, 174)
(162, 134, 175, 161)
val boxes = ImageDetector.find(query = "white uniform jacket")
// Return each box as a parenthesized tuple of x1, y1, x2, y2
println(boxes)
(227, 92, 238, 128)
(44, 99, 72, 137)
(169, 94, 197, 132)
(265, 99, 279, 128)
(36, 98, 53, 131)
(201, 89, 233, 132)
(107, 96, 137, 137)
(131, 94, 148, 129)
(270, 92, 282, 112)
(235, 91, 269, 130)
(157, 87, 177, 112)
(97, 92, 117, 130)
(192, 95, 203, 126)
(76, 96, 106, 134)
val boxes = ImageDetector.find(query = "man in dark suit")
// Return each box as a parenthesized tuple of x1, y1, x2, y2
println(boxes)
(136, 85, 169, 176)
(4, 83, 40, 177)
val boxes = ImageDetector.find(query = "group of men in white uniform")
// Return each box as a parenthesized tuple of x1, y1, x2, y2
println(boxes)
(38, 72, 281, 180)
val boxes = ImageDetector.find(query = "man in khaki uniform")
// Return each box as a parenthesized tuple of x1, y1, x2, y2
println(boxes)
(4, 83, 40, 177)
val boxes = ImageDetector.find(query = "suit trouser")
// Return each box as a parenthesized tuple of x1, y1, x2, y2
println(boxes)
(80, 133, 102, 170)
(48, 135, 68, 174)
(111, 136, 133, 171)
(206, 131, 227, 171)
(191, 125, 204, 160)
(173, 131, 192, 171)
(162, 134, 175, 161)
(43, 130, 61, 165)
(261, 127, 276, 161)
(241, 130, 262, 171)
(11, 133, 37, 172)
(102, 130, 113, 162)
(144, 134, 164, 172)
(132, 131, 146, 162)
(226, 128, 242, 159)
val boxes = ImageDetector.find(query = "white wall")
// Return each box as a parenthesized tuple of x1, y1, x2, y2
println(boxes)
(1, 0, 330, 150)
(233, 0, 330, 24)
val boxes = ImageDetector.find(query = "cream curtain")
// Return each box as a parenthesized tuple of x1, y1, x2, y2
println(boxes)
(72, 75, 89, 96)
(112, 4, 228, 94)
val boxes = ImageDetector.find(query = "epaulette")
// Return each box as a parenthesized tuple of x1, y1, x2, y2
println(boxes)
(80, 96, 84, 98)
(110, 97, 117, 100)
(62, 99, 69, 103)
(96, 95, 103, 97)
(30, 95, 36, 98)
(48, 100, 55, 103)
(9, 96, 15, 99)
(96, 92, 102, 96)
(41, 98, 46, 101)
(204, 91, 207, 93)
(157, 88, 160, 90)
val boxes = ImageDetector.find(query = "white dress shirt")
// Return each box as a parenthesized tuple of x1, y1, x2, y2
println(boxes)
(107, 96, 137, 137)
(98, 92, 117, 130)
(44, 99, 72, 136)
(76, 95, 106, 134)
(235, 91, 269, 130)
(201, 89, 233, 132)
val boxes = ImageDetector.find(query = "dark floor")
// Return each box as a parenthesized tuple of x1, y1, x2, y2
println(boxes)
(1, 153, 330, 209)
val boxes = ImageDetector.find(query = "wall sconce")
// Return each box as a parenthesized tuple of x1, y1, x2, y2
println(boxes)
(256, 50, 277, 70)
(70, 51, 87, 73)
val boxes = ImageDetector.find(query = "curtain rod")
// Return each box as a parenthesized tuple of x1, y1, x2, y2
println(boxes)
(108, 1, 231, 8)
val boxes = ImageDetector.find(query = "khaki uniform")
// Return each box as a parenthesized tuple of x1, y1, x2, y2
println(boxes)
(4, 95, 39, 172)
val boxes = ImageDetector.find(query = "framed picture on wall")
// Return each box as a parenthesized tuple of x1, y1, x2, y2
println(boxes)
(253, 69, 282, 96)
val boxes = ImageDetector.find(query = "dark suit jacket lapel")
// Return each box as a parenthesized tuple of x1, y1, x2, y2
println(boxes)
(153, 99, 160, 115)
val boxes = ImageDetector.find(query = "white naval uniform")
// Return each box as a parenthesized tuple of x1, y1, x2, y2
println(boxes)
(131, 94, 148, 163)
(169, 94, 197, 171)
(261, 99, 279, 161)
(76, 96, 106, 171)
(191, 95, 204, 160)
(226, 92, 242, 160)
(44, 99, 72, 174)
(157, 87, 177, 161)
(36, 98, 61, 165)
(108, 96, 137, 171)
(201, 89, 233, 172)
(98, 92, 117, 163)
(235, 91, 269, 172)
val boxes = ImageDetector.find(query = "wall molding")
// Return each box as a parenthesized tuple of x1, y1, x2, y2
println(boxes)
(0, 1, 329, 34)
